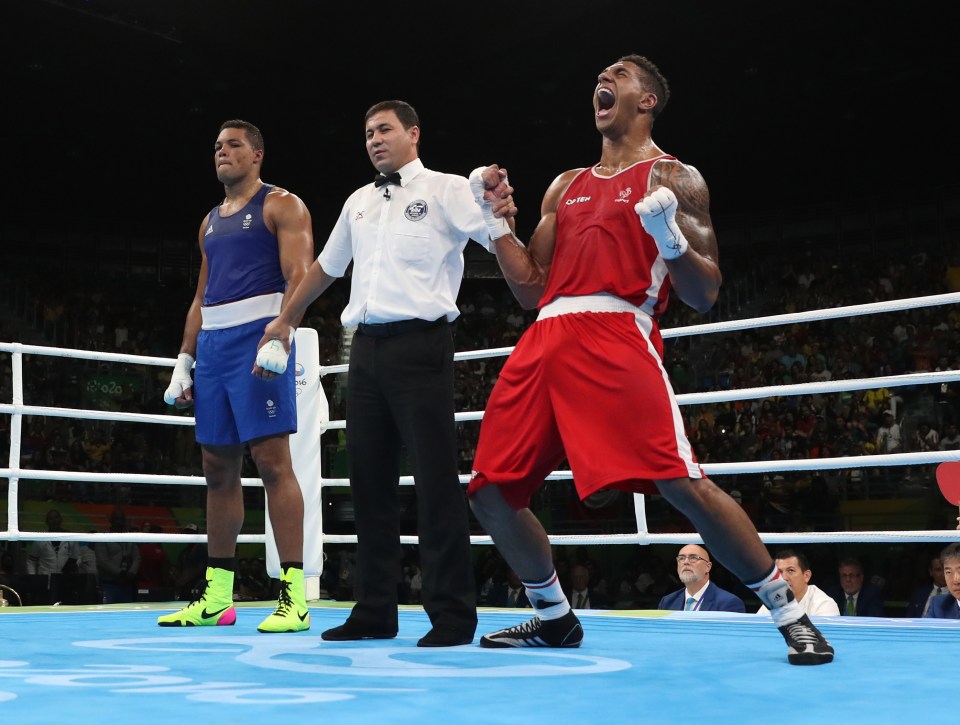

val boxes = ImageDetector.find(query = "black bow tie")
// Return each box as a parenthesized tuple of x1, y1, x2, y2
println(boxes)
(374, 172, 401, 188)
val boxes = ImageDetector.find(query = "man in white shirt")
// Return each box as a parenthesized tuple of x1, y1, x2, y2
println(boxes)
(261, 100, 514, 648)
(26, 509, 80, 576)
(756, 549, 839, 616)
(876, 411, 903, 453)
(939, 423, 960, 451)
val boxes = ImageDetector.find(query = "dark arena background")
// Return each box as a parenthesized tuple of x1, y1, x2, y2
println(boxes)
(2, 2, 959, 722)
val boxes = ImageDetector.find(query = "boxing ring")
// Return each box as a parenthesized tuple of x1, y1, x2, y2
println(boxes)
(3, 291, 960, 722)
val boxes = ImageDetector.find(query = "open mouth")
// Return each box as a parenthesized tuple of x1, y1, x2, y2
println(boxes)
(597, 88, 615, 111)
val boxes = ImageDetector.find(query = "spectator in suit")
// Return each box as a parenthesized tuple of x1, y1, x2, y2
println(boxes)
(756, 549, 839, 616)
(830, 557, 885, 617)
(486, 569, 532, 608)
(566, 563, 609, 610)
(95, 508, 140, 604)
(658, 545, 745, 612)
(905, 555, 947, 618)
(924, 543, 960, 619)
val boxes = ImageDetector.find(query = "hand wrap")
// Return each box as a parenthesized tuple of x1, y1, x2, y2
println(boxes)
(634, 186, 690, 260)
(469, 166, 511, 241)
(163, 353, 195, 405)
(256, 327, 294, 374)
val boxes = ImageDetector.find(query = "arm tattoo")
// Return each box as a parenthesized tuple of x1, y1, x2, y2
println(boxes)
(651, 160, 716, 260)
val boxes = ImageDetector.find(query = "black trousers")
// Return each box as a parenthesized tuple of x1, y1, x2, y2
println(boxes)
(345, 319, 477, 633)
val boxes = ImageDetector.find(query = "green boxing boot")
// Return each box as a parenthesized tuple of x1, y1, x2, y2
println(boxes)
(158, 566, 237, 627)
(258, 566, 310, 633)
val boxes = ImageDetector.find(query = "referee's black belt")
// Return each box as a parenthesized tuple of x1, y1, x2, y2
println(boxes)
(356, 317, 447, 338)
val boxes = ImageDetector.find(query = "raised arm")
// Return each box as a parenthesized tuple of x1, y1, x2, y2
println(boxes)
(472, 166, 579, 310)
(638, 160, 722, 313)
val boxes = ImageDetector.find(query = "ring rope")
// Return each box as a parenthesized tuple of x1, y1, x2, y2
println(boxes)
(3, 292, 960, 548)
(2, 369, 959, 429)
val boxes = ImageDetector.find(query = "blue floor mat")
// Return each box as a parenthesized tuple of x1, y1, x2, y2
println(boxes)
(1, 603, 957, 724)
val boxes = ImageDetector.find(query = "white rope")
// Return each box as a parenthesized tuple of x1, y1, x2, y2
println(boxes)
(319, 531, 960, 546)
(448, 369, 960, 424)
(322, 447, 960, 487)
(2, 366, 956, 432)
(0, 341, 176, 367)
(5, 531, 266, 544)
(3, 291, 959, 548)
(0, 467, 260, 487)
(312, 291, 960, 375)
(677, 369, 960, 405)
(0, 403, 194, 426)
(704, 450, 960, 475)
(660, 291, 960, 338)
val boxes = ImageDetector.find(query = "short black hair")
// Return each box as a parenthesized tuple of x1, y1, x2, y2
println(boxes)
(364, 100, 420, 151)
(365, 100, 420, 130)
(774, 548, 810, 572)
(218, 119, 264, 152)
(617, 54, 671, 120)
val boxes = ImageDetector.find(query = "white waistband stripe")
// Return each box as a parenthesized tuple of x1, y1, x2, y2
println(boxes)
(537, 294, 648, 321)
(201, 293, 284, 330)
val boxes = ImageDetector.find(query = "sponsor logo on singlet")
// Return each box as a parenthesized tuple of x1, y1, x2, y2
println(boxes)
(205, 224, 214, 236)
(565, 196, 591, 205)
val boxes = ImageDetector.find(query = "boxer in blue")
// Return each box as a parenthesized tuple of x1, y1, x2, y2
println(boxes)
(158, 119, 314, 633)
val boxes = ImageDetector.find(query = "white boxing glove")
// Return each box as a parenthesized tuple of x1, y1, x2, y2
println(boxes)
(163, 353, 195, 405)
(469, 166, 510, 241)
(255, 326, 294, 374)
(634, 186, 689, 260)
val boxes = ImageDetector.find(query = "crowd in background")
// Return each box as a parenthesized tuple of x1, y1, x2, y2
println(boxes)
(3, 241, 960, 612)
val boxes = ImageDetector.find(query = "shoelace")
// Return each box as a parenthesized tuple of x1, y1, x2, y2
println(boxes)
(273, 580, 293, 615)
(785, 620, 820, 645)
(185, 578, 210, 607)
(506, 616, 543, 635)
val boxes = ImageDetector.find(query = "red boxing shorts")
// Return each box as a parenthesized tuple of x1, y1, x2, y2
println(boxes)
(468, 295, 703, 510)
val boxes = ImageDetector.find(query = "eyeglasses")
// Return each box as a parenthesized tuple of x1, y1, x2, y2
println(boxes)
(676, 554, 709, 563)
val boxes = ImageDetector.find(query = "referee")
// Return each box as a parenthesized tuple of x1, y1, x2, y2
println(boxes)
(258, 100, 516, 647)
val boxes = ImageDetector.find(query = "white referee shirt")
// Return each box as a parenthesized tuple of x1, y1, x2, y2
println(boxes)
(318, 158, 495, 327)
(756, 583, 840, 616)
